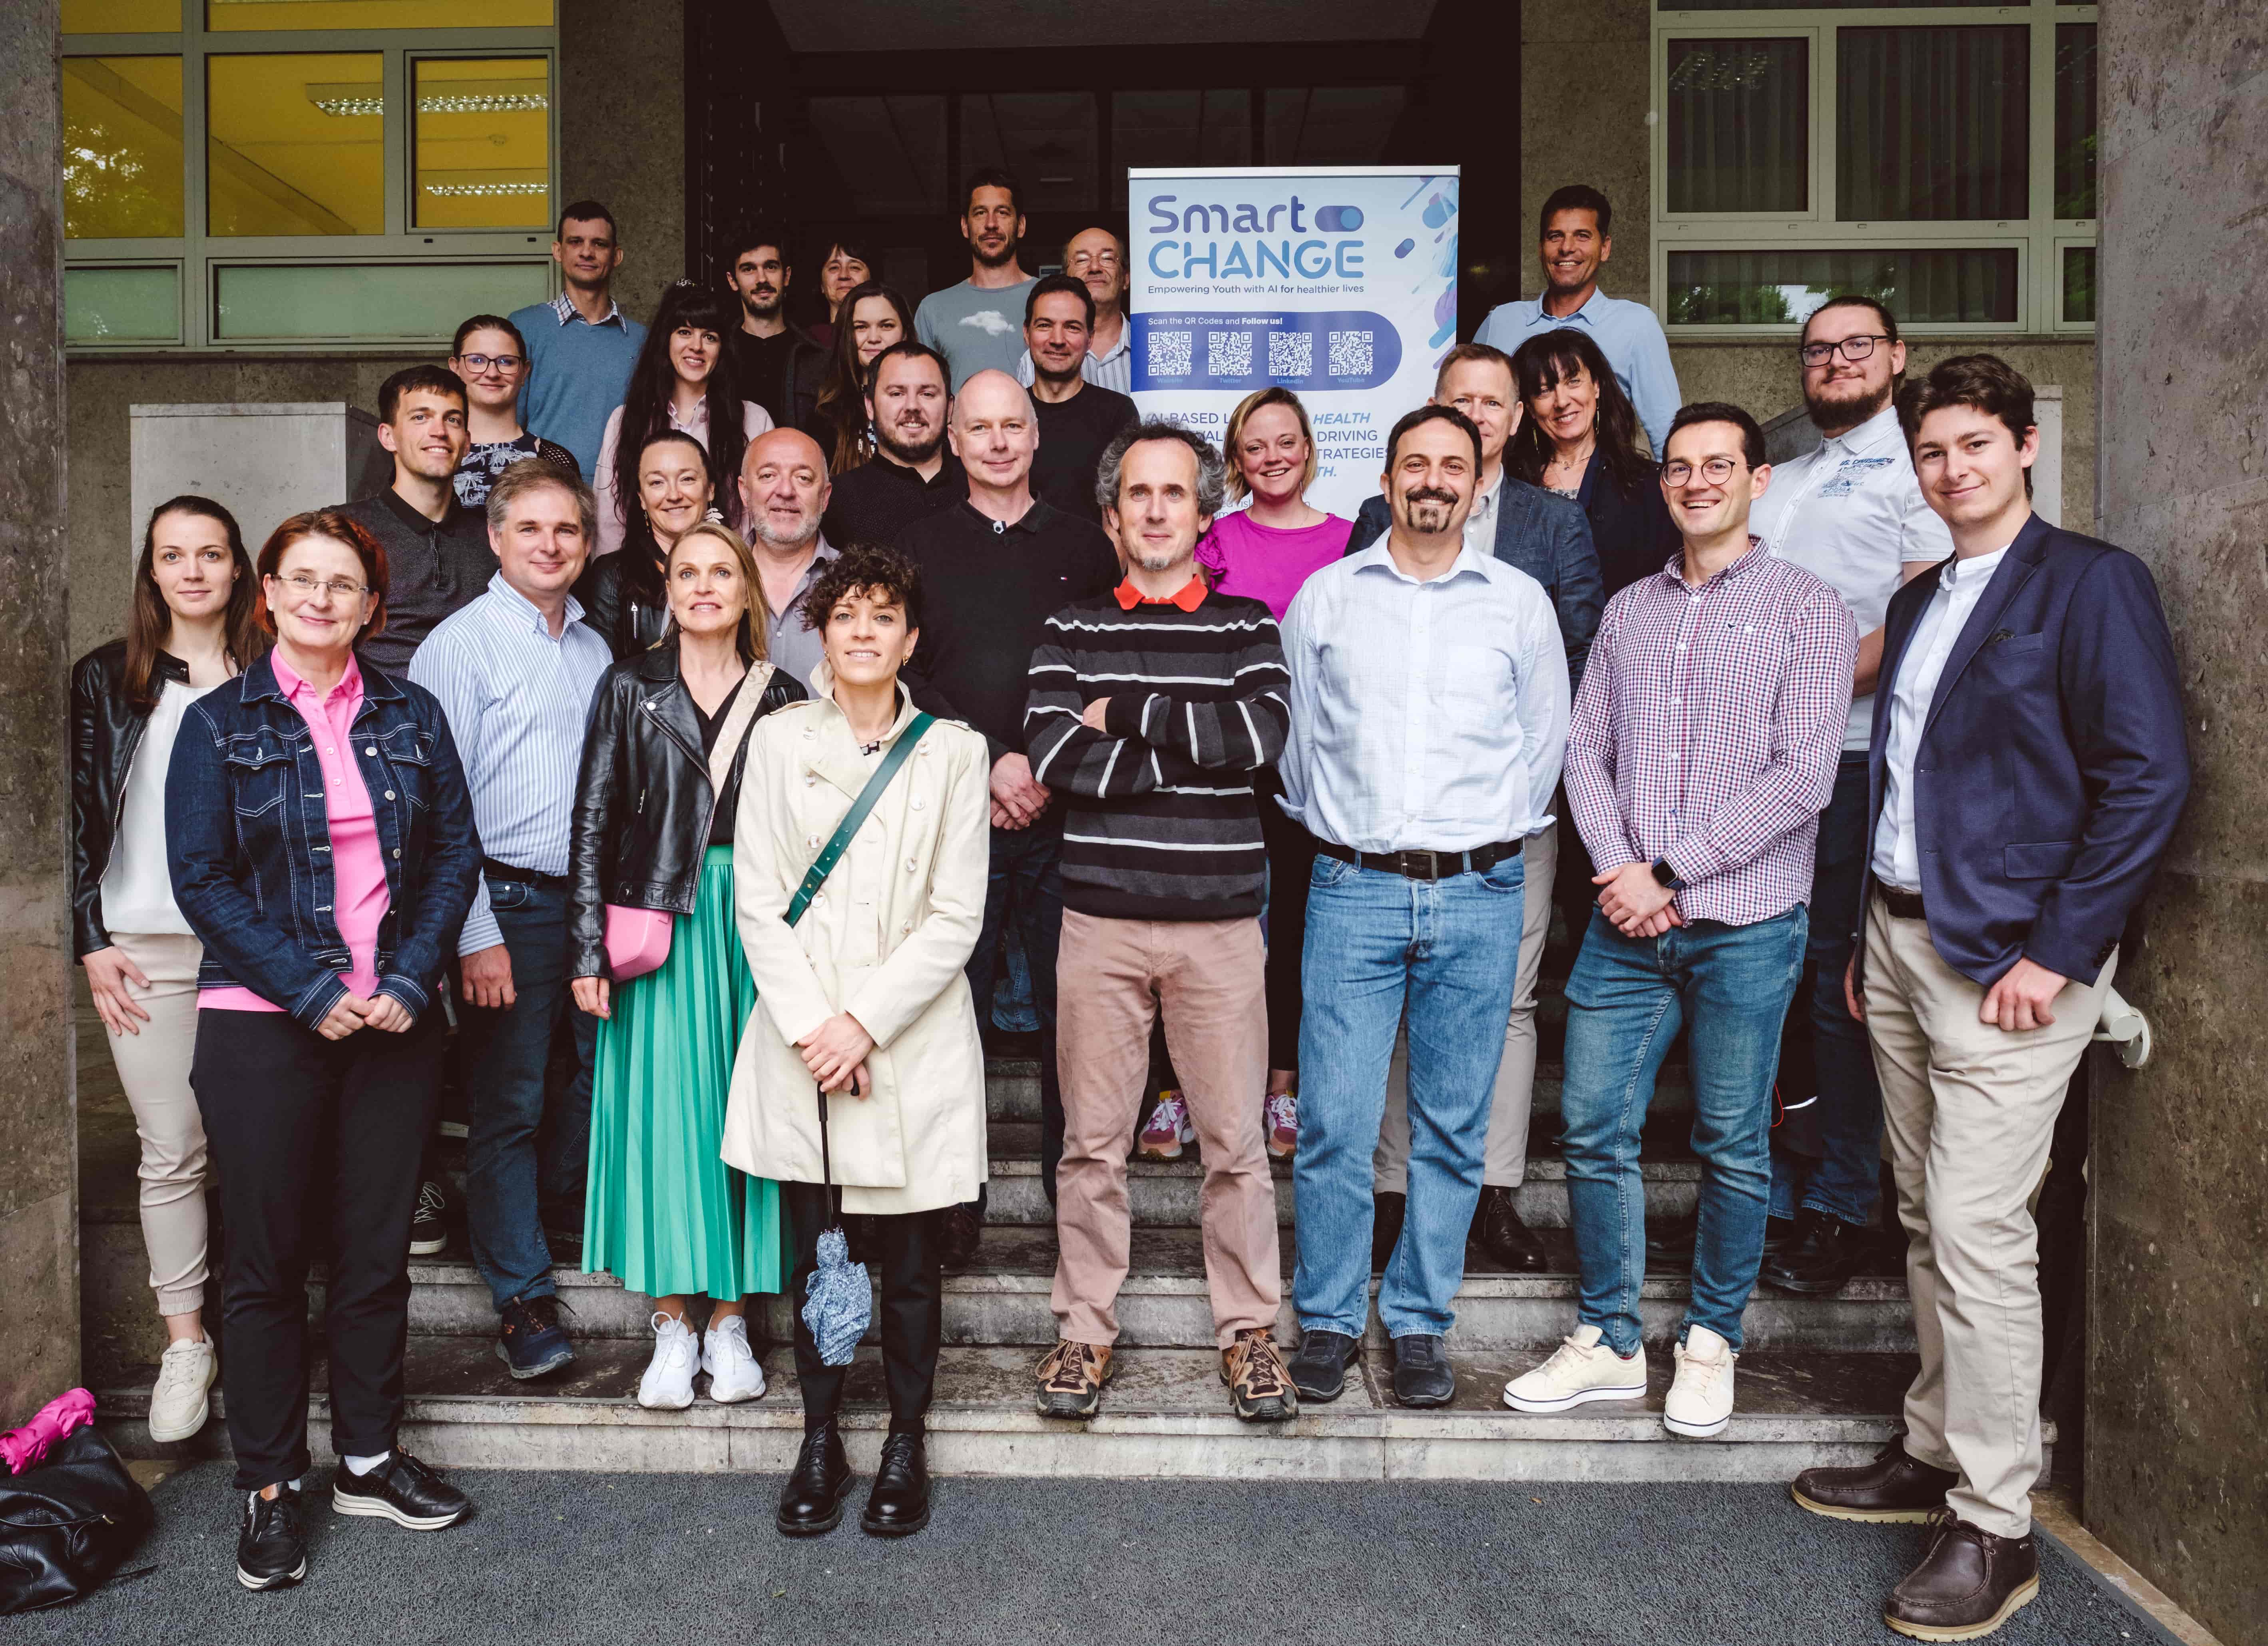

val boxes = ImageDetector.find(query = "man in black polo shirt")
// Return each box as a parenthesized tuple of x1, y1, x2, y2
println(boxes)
(818, 341, 963, 548)
(900, 369, 1119, 1266)
(1021, 274, 1137, 523)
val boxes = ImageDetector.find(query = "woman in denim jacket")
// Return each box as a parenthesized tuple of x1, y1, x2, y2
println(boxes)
(165, 508, 483, 1594)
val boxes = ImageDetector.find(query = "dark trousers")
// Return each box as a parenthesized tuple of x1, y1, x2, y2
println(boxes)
(965, 818, 1065, 1203)
(458, 876, 598, 1311)
(1259, 782, 1316, 1073)
(192, 1007, 445, 1491)
(784, 1183, 941, 1436)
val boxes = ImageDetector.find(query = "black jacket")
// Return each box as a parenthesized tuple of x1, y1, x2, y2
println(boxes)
(574, 548, 673, 661)
(568, 636, 806, 977)
(1577, 448, 1683, 602)
(70, 640, 187, 958)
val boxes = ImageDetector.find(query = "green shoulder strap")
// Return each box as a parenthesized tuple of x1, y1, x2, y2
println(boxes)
(785, 712, 936, 928)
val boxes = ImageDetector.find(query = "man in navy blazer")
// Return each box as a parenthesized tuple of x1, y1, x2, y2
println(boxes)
(1349, 343, 1603, 1274)
(1790, 356, 2189, 1642)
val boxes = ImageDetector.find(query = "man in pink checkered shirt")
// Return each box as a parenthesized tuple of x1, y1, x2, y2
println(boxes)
(1503, 400, 1857, 1441)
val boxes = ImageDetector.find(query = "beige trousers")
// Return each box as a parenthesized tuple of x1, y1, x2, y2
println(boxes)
(1862, 897, 2113, 1538)
(100, 931, 211, 1316)
(1375, 823, 1556, 1192)
(1052, 911, 1281, 1349)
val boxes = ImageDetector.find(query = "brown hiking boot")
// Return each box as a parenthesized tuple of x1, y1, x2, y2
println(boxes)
(1033, 1339, 1112, 1419)
(1221, 1327, 1298, 1422)
(1883, 1509, 2041, 1640)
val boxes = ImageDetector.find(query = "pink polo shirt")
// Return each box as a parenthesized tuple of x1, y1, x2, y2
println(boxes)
(200, 653, 392, 1014)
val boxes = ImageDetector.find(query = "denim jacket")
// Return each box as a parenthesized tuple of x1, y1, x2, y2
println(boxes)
(165, 650, 483, 1030)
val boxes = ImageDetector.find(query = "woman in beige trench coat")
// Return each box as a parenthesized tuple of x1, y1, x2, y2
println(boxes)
(721, 543, 988, 1540)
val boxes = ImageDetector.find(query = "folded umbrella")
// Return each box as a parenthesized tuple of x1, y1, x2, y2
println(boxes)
(799, 1081, 870, 1366)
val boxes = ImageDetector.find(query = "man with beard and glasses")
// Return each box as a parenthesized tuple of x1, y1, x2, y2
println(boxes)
(915, 169, 1039, 391)
(722, 227, 825, 432)
(1017, 226, 1132, 394)
(899, 371, 1119, 1269)
(736, 428, 840, 692)
(818, 341, 965, 549)
(1747, 297, 1951, 1301)
(1022, 274, 1137, 524)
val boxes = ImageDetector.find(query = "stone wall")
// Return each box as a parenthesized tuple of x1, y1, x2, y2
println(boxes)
(561, 0, 686, 323)
(2088, 4, 2268, 1641)
(0, 0, 78, 1426)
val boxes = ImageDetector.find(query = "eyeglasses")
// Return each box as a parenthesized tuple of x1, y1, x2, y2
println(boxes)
(1661, 457, 1739, 486)
(455, 353, 524, 373)
(1799, 333, 1892, 367)
(272, 572, 368, 600)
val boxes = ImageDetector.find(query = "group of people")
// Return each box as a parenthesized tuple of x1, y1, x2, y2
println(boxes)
(68, 170, 2189, 1642)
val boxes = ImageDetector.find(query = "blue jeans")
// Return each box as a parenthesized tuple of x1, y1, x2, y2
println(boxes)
(1292, 851, 1524, 1340)
(1561, 905, 1807, 1355)
(1770, 754, 1884, 1227)
(460, 877, 597, 1311)
(965, 818, 1065, 1204)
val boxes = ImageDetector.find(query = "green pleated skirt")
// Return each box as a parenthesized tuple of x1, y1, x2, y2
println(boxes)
(585, 845, 785, 1299)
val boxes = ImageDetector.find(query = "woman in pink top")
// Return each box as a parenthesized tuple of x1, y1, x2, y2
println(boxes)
(1145, 389, 1349, 1165)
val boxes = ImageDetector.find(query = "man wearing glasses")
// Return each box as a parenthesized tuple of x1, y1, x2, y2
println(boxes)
(1751, 298, 1951, 1301)
(1017, 227, 1132, 393)
(1503, 402, 1855, 1441)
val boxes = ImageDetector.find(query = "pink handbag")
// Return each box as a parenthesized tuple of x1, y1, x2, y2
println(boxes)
(601, 666, 772, 983)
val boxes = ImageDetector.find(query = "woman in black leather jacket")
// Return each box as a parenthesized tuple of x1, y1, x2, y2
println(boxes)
(567, 520, 804, 1411)
(574, 429, 721, 660)
(69, 494, 261, 1445)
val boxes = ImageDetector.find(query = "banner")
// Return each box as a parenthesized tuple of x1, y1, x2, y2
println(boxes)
(1128, 166, 1460, 522)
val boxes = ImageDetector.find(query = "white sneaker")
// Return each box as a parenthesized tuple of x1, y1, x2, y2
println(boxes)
(700, 1313, 767, 1404)
(148, 1335, 217, 1443)
(1503, 1323, 1648, 1413)
(637, 1311, 698, 1410)
(1663, 1324, 1737, 1437)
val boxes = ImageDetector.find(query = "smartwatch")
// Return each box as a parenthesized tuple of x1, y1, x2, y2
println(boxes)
(1650, 857, 1686, 892)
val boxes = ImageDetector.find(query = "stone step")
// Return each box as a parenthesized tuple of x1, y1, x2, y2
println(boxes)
(374, 1225, 1912, 1355)
(100, 1339, 1985, 1484)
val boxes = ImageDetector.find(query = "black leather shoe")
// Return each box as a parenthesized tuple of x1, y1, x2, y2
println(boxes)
(1644, 1214, 1696, 1264)
(776, 1422, 855, 1537)
(1390, 1333, 1456, 1408)
(1470, 1185, 1548, 1271)
(1762, 1208, 1872, 1296)
(237, 1484, 308, 1591)
(331, 1449, 471, 1530)
(1286, 1329, 1361, 1403)
(940, 1203, 982, 1272)
(1372, 1191, 1406, 1271)
(1762, 1213, 1799, 1255)
(860, 1432, 931, 1536)
(1792, 1437, 1959, 1523)
(1884, 1510, 2041, 1640)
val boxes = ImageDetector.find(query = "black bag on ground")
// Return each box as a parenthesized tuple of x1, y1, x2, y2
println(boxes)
(0, 1426, 156, 1613)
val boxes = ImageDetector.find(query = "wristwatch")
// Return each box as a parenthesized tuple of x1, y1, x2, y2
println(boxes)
(1650, 857, 1686, 892)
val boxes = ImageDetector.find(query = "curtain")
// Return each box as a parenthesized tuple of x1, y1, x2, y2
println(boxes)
(1839, 25, 2029, 221)
(1667, 37, 1809, 215)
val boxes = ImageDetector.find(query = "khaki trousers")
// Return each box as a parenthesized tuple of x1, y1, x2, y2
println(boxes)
(1052, 911, 1280, 1349)
(101, 931, 211, 1316)
(1862, 896, 2113, 1538)
(1375, 824, 1556, 1192)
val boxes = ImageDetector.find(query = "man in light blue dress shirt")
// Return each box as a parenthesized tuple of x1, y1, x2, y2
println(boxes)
(409, 460, 613, 1382)
(1474, 184, 1681, 457)
(1276, 405, 1570, 1412)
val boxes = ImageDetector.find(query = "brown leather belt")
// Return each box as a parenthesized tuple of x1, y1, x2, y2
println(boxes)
(1876, 884, 1928, 922)
(1312, 838, 1523, 881)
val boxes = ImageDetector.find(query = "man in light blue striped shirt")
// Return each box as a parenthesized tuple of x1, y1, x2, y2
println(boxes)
(409, 460, 612, 1379)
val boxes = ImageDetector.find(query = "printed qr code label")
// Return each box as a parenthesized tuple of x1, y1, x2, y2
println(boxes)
(1268, 331, 1314, 378)
(1147, 330, 1193, 376)
(1328, 330, 1374, 378)
(1208, 329, 1254, 377)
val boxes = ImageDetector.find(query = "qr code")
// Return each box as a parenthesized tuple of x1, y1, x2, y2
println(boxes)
(1147, 329, 1193, 377)
(1328, 330, 1374, 377)
(1268, 331, 1313, 378)
(1208, 329, 1254, 377)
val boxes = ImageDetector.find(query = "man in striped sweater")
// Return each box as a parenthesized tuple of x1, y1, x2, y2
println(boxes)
(1023, 421, 1298, 1423)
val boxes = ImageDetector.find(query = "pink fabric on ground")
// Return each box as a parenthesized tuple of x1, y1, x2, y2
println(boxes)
(200, 651, 391, 1013)
(0, 1387, 96, 1475)
(1194, 510, 1353, 622)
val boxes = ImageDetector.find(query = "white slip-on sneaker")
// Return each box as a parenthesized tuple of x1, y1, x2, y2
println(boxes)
(637, 1311, 698, 1411)
(1503, 1323, 1649, 1413)
(1664, 1324, 1738, 1438)
(148, 1335, 218, 1443)
(700, 1313, 767, 1404)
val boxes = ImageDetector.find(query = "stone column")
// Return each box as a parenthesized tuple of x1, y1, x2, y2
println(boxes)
(2091, 6, 2268, 1642)
(0, 0, 77, 1423)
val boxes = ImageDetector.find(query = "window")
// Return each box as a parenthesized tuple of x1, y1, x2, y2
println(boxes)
(1653, 2, 2096, 335)
(63, 2, 558, 351)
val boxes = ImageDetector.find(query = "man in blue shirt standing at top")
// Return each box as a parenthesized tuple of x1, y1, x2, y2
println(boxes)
(1475, 185, 1681, 457)
(510, 200, 647, 482)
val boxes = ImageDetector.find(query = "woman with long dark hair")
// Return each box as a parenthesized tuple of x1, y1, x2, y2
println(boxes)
(576, 429, 719, 659)
(1506, 328, 1680, 600)
(804, 280, 915, 472)
(70, 496, 263, 1449)
(593, 279, 773, 558)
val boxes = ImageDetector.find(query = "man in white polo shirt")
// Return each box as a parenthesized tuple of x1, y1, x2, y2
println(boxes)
(1752, 296, 1950, 1297)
